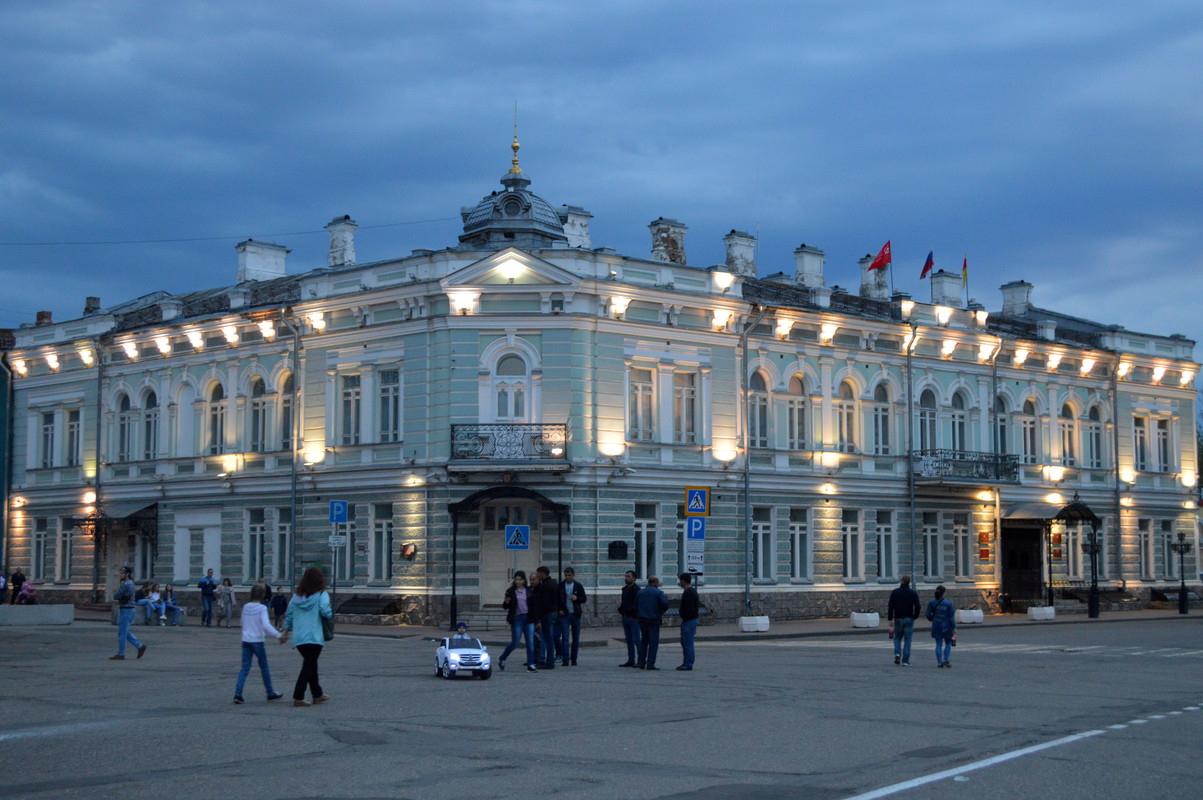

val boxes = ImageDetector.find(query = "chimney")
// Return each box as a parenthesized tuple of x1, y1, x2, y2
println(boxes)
(559, 205, 593, 249)
(793, 244, 826, 288)
(326, 215, 357, 268)
(723, 230, 757, 277)
(930, 270, 962, 307)
(236, 239, 289, 283)
(649, 218, 687, 265)
(84, 296, 101, 315)
(35, 310, 52, 326)
(1000, 280, 1033, 316)
(859, 254, 889, 300)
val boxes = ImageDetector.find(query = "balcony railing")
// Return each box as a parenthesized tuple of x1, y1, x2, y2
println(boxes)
(914, 449, 1020, 483)
(450, 423, 569, 466)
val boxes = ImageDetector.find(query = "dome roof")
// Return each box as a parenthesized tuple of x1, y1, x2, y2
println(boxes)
(458, 143, 568, 251)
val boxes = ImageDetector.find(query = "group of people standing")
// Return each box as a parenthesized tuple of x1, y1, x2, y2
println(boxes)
(887, 576, 958, 668)
(618, 571, 699, 671)
(499, 565, 587, 671)
(4, 569, 35, 604)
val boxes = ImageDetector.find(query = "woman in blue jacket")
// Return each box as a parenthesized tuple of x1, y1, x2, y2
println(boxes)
(925, 585, 956, 668)
(284, 566, 333, 706)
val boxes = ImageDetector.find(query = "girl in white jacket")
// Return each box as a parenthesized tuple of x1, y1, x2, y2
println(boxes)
(233, 584, 287, 703)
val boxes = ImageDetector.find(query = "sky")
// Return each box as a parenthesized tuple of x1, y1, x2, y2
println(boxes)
(2, 2, 1202, 359)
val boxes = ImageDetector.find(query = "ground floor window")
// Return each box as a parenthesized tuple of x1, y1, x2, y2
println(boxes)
(842, 509, 863, 581)
(875, 510, 895, 580)
(634, 504, 657, 580)
(953, 513, 971, 579)
(922, 512, 941, 580)
(789, 507, 810, 581)
(753, 506, 773, 581)
(372, 503, 394, 581)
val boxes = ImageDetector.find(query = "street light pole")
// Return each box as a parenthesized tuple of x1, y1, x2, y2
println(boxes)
(1170, 532, 1192, 615)
(1083, 522, 1101, 619)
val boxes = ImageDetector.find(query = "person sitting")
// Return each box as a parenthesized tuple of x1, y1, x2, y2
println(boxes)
(17, 581, 36, 605)
(161, 584, 184, 626)
(451, 621, 472, 643)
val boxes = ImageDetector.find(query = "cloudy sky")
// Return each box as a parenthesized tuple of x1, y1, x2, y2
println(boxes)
(3, 2, 1201, 355)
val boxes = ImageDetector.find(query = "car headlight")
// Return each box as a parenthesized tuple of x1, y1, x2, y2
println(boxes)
(479, 654, 490, 665)
(448, 653, 460, 663)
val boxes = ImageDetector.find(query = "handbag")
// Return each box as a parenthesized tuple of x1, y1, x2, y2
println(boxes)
(321, 616, 335, 641)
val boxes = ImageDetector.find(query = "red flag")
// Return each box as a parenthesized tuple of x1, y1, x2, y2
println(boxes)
(961, 254, 968, 288)
(920, 250, 934, 279)
(869, 240, 891, 271)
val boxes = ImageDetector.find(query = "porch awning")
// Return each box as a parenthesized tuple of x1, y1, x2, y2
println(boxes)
(1001, 502, 1064, 521)
(100, 500, 157, 520)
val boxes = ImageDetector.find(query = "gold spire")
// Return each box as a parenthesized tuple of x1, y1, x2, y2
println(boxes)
(508, 102, 522, 173)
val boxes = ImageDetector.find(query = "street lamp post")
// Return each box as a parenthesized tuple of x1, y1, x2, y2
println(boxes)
(1081, 523, 1101, 619)
(1170, 532, 1193, 615)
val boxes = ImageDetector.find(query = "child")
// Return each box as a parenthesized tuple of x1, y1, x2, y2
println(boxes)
(216, 578, 236, 629)
(233, 585, 286, 704)
(269, 590, 288, 627)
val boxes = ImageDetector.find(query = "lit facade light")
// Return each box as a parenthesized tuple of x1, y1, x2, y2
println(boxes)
(941, 340, 957, 358)
(775, 319, 794, 340)
(977, 342, 995, 362)
(1013, 348, 1028, 366)
(819, 451, 841, 472)
(934, 306, 953, 326)
(1180, 370, 1194, 386)
(155, 336, 171, 356)
(977, 491, 995, 502)
(1181, 471, 1197, 488)
(819, 323, 838, 343)
(45, 353, 59, 371)
(221, 454, 239, 473)
(1152, 366, 1165, 384)
(713, 309, 733, 331)
(1044, 465, 1065, 483)
(1184, 501, 1197, 510)
(257, 321, 276, 340)
(1118, 468, 1136, 484)
(122, 341, 138, 360)
(1047, 353, 1062, 371)
(497, 258, 524, 283)
(609, 296, 631, 319)
(974, 310, 989, 326)
(900, 299, 915, 318)
(1120, 496, 1134, 508)
(187, 330, 204, 351)
(1044, 491, 1065, 505)
(1116, 361, 1131, 378)
(712, 271, 736, 293)
(308, 311, 327, 331)
(1080, 358, 1095, 375)
(599, 442, 627, 459)
(303, 446, 326, 465)
(11, 495, 26, 508)
(819, 483, 837, 495)
(712, 448, 738, 464)
(79, 349, 94, 366)
(12, 359, 26, 376)
(221, 325, 239, 346)
(902, 332, 919, 352)
(82, 490, 96, 504)
(449, 293, 477, 316)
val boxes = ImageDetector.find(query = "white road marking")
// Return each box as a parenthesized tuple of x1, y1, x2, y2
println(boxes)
(1108, 724, 1128, 730)
(0, 719, 119, 743)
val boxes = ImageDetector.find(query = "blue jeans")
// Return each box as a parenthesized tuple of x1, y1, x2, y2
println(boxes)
(163, 602, 183, 625)
(936, 636, 952, 664)
(558, 614, 581, 663)
(637, 620, 660, 667)
(622, 616, 641, 664)
(116, 608, 143, 656)
(893, 617, 914, 663)
(541, 613, 559, 666)
(680, 618, 698, 667)
(201, 596, 214, 626)
(500, 614, 535, 666)
(235, 641, 276, 697)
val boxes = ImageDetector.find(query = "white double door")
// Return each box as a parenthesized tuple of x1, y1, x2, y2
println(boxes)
(479, 502, 542, 606)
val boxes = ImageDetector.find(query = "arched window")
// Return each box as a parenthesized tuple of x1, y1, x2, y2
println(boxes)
(918, 390, 937, 451)
(1084, 405, 1103, 469)
(786, 375, 807, 450)
(207, 384, 226, 455)
(950, 392, 968, 452)
(142, 391, 159, 460)
(116, 393, 134, 462)
(279, 375, 294, 451)
(837, 381, 857, 453)
(494, 354, 528, 421)
(872, 384, 890, 455)
(994, 396, 1009, 456)
(1059, 404, 1077, 466)
(1020, 399, 1039, 464)
(749, 371, 769, 449)
(249, 378, 268, 453)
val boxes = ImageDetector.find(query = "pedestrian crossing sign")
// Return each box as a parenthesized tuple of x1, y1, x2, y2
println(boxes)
(685, 487, 710, 517)
(504, 525, 530, 550)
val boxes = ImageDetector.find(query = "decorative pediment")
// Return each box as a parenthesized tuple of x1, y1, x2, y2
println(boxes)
(439, 248, 583, 292)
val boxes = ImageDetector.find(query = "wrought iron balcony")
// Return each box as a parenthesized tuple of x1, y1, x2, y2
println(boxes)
(914, 449, 1020, 484)
(449, 423, 570, 471)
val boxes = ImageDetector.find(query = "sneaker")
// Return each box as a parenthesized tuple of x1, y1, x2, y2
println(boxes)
(293, 699, 311, 707)
(109, 655, 125, 660)
(527, 665, 537, 672)
(267, 693, 283, 701)
(498, 660, 506, 671)
(159, 615, 167, 620)
(159, 621, 165, 627)
(894, 655, 901, 665)
(313, 694, 331, 704)
(233, 695, 244, 704)
(901, 661, 911, 667)
(136, 644, 148, 659)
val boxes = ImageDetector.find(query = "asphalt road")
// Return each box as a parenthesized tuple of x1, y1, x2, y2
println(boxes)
(1, 617, 1201, 799)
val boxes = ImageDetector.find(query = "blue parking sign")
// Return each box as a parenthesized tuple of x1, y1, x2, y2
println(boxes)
(329, 500, 348, 524)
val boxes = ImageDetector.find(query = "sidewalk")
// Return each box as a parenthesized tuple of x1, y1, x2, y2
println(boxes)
(69, 605, 1198, 648)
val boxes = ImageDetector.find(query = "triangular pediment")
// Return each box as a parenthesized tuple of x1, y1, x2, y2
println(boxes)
(440, 248, 583, 291)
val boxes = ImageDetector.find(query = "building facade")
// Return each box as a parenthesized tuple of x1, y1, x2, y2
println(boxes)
(3, 151, 1198, 624)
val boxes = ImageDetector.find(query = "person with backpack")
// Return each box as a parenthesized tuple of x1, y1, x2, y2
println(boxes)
(925, 585, 957, 669)
(269, 590, 288, 627)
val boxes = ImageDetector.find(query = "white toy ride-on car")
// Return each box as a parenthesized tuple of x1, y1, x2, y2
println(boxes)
(435, 636, 492, 680)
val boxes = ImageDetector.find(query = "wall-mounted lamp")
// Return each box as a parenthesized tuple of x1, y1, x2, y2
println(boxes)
(550, 445, 564, 457)
(712, 448, 738, 466)
(155, 336, 171, 356)
(11, 496, 26, 508)
(713, 309, 733, 331)
(1116, 362, 1130, 378)
(82, 490, 97, 505)
(819, 323, 837, 343)
(257, 321, 276, 341)
(977, 343, 996, 363)
(12, 359, 26, 377)
(79, 349, 94, 366)
(609, 296, 631, 319)
(819, 483, 837, 495)
(498, 258, 524, 283)
(775, 319, 794, 340)
(974, 310, 989, 327)
(712, 270, 736, 293)
(1120, 496, 1134, 508)
(941, 339, 957, 358)
(1180, 471, 1197, 488)
(1013, 348, 1028, 366)
(900, 299, 915, 318)
(1181, 371, 1195, 386)
(902, 331, 919, 352)
(221, 325, 239, 346)
(45, 353, 59, 371)
(1152, 366, 1165, 384)
(121, 341, 138, 361)
(934, 306, 953, 326)
(1047, 353, 1062, 372)
(307, 311, 327, 331)
(187, 330, 205, 351)
(1044, 465, 1065, 483)
(1044, 491, 1065, 505)
(819, 451, 841, 475)
(1080, 358, 1095, 376)
(599, 442, 627, 461)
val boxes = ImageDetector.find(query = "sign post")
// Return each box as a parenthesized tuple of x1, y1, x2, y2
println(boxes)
(505, 525, 530, 578)
(685, 517, 706, 575)
(329, 501, 348, 606)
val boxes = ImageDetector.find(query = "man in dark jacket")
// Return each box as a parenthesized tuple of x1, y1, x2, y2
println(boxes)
(677, 572, 700, 671)
(9, 569, 25, 605)
(556, 567, 587, 666)
(635, 576, 669, 670)
(887, 575, 921, 666)
(618, 570, 641, 667)
(532, 566, 559, 669)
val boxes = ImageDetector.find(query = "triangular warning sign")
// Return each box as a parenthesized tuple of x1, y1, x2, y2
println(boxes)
(688, 492, 707, 512)
(507, 528, 527, 547)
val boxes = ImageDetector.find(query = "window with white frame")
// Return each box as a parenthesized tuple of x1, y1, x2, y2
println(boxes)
(274, 508, 292, 582)
(842, 508, 863, 581)
(1156, 419, 1171, 473)
(1161, 520, 1178, 579)
(378, 370, 401, 443)
(32, 518, 47, 581)
(789, 507, 810, 580)
(837, 381, 857, 453)
(672, 372, 697, 444)
(1064, 523, 1082, 580)
(493, 354, 528, 421)
(333, 506, 356, 583)
(207, 384, 226, 455)
(1059, 404, 1076, 466)
(1133, 418, 1148, 472)
(918, 390, 937, 451)
(634, 503, 657, 579)
(246, 509, 267, 580)
(1083, 406, 1103, 469)
(40, 412, 55, 468)
(953, 513, 972, 579)
(340, 375, 362, 445)
(117, 394, 134, 462)
(142, 392, 159, 460)
(922, 512, 941, 580)
(249, 378, 269, 453)
(752, 506, 773, 580)
(1020, 399, 1039, 464)
(278, 376, 294, 451)
(875, 510, 895, 580)
(371, 503, 394, 581)
(628, 367, 655, 442)
(66, 408, 81, 467)
(56, 521, 73, 582)
(675, 506, 687, 576)
(748, 372, 769, 449)
(994, 396, 1009, 455)
(1138, 518, 1154, 579)
(786, 375, 807, 450)
(872, 384, 891, 455)
(950, 392, 968, 452)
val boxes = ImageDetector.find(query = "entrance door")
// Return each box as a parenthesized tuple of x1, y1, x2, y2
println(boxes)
(1001, 525, 1044, 602)
(479, 502, 542, 606)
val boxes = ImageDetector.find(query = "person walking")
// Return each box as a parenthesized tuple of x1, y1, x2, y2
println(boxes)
(557, 567, 587, 666)
(925, 584, 957, 668)
(10, 568, 25, 605)
(499, 571, 536, 672)
(270, 590, 288, 628)
(198, 569, 217, 627)
(111, 565, 147, 661)
(635, 576, 669, 670)
(233, 584, 286, 704)
(532, 565, 559, 669)
(216, 578, 236, 628)
(618, 570, 641, 667)
(284, 566, 333, 707)
(676, 573, 699, 671)
(887, 575, 921, 666)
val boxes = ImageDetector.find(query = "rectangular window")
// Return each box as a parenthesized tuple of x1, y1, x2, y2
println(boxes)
(247, 509, 267, 580)
(1133, 418, 1148, 472)
(274, 509, 292, 583)
(1064, 523, 1082, 580)
(1156, 420, 1170, 473)
(40, 412, 55, 468)
(208, 397, 225, 456)
(66, 409, 81, 466)
(953, 513, 971, 579)
(32, 518, 48, 581)
(752, 506, 773, 580)
(787, 398, 807, 450)
(249, 395, 269, 453)
(837, 401, 856, 453)
(950, 411, 966, 452)
(789, 507, 810, 580)
(56, 521, 73, 582)
(996, 415, 1009, 456)
(628, 368, 655, 442)
(378, 370, 401, 443)
(922, 512, 941, 580)
(1161, 520, 1178, 579)
(117, 406, 134, 462)
(1084, 422, 1102, 469)
(919, 409, 937, 452)
(875, 510, 895, 580)
(334, 506, 356, 583)
(873, 405, 890, 455)
(633, 503, 657, 579)
(1138, 518, 1154, 580)
(672, 373, 697, 444)
(341, 375, 362, 445)
(371, 503, 394, 581)
(748, 394, 769, 449)
(279, 390, 293, 452)
(143, 407, 159, 460)
(1060, 420, 1076, 467)
(842, 508, 863, 581)
(1020, 418, 1038, 464)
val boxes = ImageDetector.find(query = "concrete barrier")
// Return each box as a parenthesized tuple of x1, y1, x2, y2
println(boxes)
(738, 615, 770, 632)
(0, 604, 74, 626)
